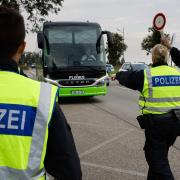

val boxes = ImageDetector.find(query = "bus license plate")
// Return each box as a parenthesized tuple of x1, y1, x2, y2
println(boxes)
(71, 90, 85, 95)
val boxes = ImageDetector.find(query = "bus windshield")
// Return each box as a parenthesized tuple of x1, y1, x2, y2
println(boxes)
(44, 25, 106, 68)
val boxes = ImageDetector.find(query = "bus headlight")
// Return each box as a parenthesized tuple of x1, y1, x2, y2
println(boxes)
(92, 76, 108, 87)
(96, 79, 106, 86)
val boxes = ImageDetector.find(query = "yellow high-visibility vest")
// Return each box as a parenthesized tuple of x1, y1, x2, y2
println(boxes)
(0, 71, 58, 180)
(139, 65, 180, 115)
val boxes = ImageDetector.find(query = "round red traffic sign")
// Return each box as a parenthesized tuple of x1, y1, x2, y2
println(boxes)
(153, 13, 166, 31)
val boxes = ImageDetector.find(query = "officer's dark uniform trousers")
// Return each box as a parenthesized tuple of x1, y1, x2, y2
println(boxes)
(143, 113, 180, 180)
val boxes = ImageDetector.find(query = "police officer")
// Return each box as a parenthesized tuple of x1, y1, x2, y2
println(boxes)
(0, 6, 81, 180)
(114, 44, 180, 180)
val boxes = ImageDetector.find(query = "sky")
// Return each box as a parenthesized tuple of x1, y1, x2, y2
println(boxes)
(25, 0, 180, 64)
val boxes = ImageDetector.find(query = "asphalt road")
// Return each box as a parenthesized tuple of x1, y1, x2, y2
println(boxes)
(57, 81, 180, 180)
(25, 70, 180, 180)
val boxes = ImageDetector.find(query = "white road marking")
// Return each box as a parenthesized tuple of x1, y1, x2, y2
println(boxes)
(82, 161, 146, 177)
(80, 129, 133, 158)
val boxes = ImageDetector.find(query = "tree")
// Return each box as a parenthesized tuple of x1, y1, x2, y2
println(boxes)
(107, 32, 127, 66)
(0, 0, 64, 32)
(141, 27, 168, 55)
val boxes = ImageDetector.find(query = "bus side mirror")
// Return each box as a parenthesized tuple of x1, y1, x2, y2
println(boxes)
(37, 31, 44, 49)
(96, 31, 113, 53)
(102, 31, 113, 48)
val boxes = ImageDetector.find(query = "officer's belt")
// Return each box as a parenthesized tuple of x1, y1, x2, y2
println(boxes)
(137, 110, 180, 129)
(143, 112, 175, 119)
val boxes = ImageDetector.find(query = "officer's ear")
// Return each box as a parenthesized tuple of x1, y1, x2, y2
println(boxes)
(12, 41, 26, 63)
(17, 41, 26, 55)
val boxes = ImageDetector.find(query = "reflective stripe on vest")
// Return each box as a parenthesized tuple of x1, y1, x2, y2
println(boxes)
(139, 66, 180, 114)
(0, 82, 54, 180)
(146, 68, 153, 97)
(139, 105, 180, 113)
(139, 96, 180, 102)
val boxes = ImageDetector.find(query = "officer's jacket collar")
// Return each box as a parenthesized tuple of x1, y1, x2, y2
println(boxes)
(152, 62, 168, 68)
(0, 57, 19, 74)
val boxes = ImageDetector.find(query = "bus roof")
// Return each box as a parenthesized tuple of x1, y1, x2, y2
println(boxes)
(43, 21, 101, 28)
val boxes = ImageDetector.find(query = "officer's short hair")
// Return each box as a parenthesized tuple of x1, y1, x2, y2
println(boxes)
(0, 6, 25, 58)
(152, 44, 168, 63)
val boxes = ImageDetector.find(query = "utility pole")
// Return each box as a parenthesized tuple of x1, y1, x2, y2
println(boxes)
(122, 27, 125, 61)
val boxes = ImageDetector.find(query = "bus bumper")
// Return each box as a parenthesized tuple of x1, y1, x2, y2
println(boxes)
(58, 85, 107, 97)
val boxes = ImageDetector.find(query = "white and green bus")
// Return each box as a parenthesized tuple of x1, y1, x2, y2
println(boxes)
(37, 21, 112, 97)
